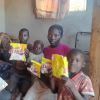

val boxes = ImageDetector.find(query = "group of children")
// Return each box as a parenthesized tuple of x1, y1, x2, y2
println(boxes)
(0, 24, 94, 100)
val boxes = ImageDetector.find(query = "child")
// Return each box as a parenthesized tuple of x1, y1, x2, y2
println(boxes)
(43, 48, 95, 100)
(44, 24, 71, 60)
(23, 25, 71, 100)
(23, 40, 57, 100)
(6, 28, 31, 100)
(27, 40, 44, 63)
(15, 40, 44, 100)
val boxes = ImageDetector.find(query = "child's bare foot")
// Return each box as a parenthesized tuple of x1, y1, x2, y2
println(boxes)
(15, 93, 22, 100)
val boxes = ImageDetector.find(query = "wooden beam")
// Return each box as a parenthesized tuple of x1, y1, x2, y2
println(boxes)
(89, 0, 100, 100)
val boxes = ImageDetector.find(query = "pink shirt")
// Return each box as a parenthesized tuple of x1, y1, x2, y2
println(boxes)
(43, 44, 71, 60)
(55, 71, 95, 100)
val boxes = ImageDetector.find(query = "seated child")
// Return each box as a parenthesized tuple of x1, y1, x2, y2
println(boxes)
(6, 28, 31, 100)
(0, 34, 17, 80)
(43, 48, 95, 100)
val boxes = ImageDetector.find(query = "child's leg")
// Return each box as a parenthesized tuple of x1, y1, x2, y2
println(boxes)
(23, 84, 37, 100)
(23, 78, 40, 100)
(18, 78, 31, 96)
(6, 73, 19, 93)
(15, 93, 23, 100)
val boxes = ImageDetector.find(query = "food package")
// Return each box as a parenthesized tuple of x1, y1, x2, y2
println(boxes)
(0, 77, 8, 91)
(41, 57, 52, 74)
(9, 43, 27, 61)
(27, 60, 42, 78)
(52, 54, 68, 78)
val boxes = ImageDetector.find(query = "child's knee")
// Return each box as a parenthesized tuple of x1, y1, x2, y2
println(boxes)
(6, 84, 17, 93)
(20, 81, 31, 95)
(6, 87, 14, 93)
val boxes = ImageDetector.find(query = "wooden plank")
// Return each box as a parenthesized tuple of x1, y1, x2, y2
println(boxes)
(89, 0, 100, 100)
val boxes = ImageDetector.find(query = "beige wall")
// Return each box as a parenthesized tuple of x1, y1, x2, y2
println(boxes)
(5, 0, 93, 50)
(0, 0, 5, 32)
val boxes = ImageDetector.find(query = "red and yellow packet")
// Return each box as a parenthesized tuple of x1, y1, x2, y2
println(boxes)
(27, 60, 42, 78)
(9, 43, 27, 61)
(41, 57, 52, 74)
(52, 54, 69, 78)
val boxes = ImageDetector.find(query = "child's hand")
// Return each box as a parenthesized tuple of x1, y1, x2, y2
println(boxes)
(44, 68, 53, 78)
(25, 48, 29, 58)
(9, 46, 13, 54)
(29, 62, 33, 67)
(27, 43, 33, 52)
(61, 75, 74, 89)
(31, 73, 37, 79)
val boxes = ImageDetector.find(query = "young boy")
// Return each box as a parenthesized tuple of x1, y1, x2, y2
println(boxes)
(6, 28, 31, 100)
(44, 48, 95, 100)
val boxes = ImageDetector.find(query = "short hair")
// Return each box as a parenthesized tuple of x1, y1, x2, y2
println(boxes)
(67, 48, 86, 61)
(34, 40, 44, 48)
(19, 28, 29, 36)
(48, 24, 63, 36)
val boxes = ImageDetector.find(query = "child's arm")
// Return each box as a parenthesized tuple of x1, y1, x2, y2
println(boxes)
(40, 68, 58, 93)
(61, 76, 93, 100)
(25, 48, 29, 58)
(70, 86, 91, 100)
(24, 49, 31, 66)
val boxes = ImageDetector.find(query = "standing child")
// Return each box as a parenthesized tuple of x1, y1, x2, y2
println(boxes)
(44, 48, 95, 100)
(6, 28, 31, 100)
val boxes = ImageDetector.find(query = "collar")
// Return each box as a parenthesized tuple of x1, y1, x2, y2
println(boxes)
(72, 71, 83, 81)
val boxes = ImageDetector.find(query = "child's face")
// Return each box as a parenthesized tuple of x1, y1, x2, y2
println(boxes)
(33, 43, 43, 55)
(1, 39, 10, 50)
(48, 29, 62, 46)
(19, 31, 29, 44)
(68, 53, 85, 74)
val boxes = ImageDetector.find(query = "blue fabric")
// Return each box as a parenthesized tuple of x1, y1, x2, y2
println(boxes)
(0, 90, 11, 100)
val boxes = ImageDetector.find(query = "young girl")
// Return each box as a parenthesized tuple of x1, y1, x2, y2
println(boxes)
(44, 24, 71, 60)
(23, 24, 71, 100)
(6, 28, 31, 100)
(44, 48, 95, 100)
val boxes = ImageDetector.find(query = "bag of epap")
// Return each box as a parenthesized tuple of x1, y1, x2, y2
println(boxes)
(9, 43, 27, 61)
(27, 60, 42, 78)
(41, 57, 52, 74)
(52, 54, 69, 78)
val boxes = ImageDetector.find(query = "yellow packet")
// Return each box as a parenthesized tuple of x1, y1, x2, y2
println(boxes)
(9, 43, 27, 61)
(0, 39, 1, 44)
(52, 54, 69, 78)
(27, 60, 42, 78)
(0, 77, 8, 91)
(41, 57, 52, 74)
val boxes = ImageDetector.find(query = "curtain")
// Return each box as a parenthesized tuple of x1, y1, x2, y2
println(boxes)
(35, 0, 69, 20)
